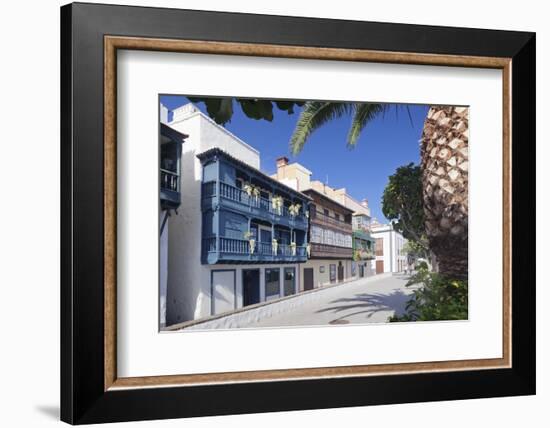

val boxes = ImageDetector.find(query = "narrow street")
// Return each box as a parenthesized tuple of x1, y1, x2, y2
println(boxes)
(248, 273, 416, 328)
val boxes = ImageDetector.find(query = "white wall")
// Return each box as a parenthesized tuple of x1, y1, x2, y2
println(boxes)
(159, 211, 168, 326)
(0, 1, 546, 428)
(372, 226, 407, 273)
(301, 259, 355, 289)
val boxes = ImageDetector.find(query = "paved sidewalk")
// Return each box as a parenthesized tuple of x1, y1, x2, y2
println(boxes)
(248, 273, 415, 328)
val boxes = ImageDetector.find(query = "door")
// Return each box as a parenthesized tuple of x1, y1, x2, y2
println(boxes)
(329, 264, 337, 283)
(283, 267, 296, 296)
(337, 261, 344, 282)
(265, 268, 280, 300)
(242, 269, 260, 307)
(304, 268, 314, 291)
(376, 260, 384, 274)
(211, 270, 236, 315)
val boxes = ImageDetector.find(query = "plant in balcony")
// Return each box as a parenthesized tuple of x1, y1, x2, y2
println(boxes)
(272, 238, 279, 255)
(288, 203, 301, 217)
(244, 231, 255, 254)
(271, 195, 283, 215)
(290, 241, 297, 256)
(243, 183, 260, 203)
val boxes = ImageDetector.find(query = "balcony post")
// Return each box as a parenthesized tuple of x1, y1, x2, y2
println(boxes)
(215, 158, 221, 255)
(271, 222, 275, 259)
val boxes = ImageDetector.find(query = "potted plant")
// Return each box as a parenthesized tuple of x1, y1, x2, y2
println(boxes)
(244, 231, 255, 254)
(243, 183, 260, 203)
(243, 182, 254, 197)
(290, 241, 297, 256)
(251, 186, 260, 203)
(272, 238, 279, 255)
(271, 195, 283, 215)
(288, 203, 301, 217)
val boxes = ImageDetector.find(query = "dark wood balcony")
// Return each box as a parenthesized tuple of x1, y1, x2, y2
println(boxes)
(309, 243, 353, 259)
(160, 168, 181, 209)
(310, 210, 352, 233)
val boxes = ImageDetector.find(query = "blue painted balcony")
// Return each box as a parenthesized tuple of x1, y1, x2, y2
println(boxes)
(203, 237, 308, 264)
(202, 180, 309, 230)
(197, 148, 311, 265)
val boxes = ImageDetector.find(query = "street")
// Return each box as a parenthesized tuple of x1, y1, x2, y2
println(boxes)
(247, 273, 416, 328)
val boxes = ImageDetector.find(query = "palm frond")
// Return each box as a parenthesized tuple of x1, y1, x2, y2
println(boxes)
(290, 101, 352, 155)
(346, 103, 385, 148)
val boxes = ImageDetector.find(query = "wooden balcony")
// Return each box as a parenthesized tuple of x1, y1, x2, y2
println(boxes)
(309, 243, 353, 259)
(202, 181, 309, 231)
(310, 211, 352, 233)
(203, 237, 308, 264)
(160, 169, 181, 209)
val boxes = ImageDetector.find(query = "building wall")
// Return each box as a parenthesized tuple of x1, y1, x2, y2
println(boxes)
(159, 210, 168, 327)
(371, 225, 408, 274)
(300, 259, 354, 290)
(165, 105, 262, 325)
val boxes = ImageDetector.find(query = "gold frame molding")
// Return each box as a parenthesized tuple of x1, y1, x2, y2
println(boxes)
(104, 35, 512, 391)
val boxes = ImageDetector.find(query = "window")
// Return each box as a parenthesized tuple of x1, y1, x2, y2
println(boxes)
(310, 225, 323, 243)
(329, 264, 336, 283)
(376, 238, 384, 256)
(222, 212, 248, 240)
(309, 204, 317, 219)
(265, 268, 280, 298)
(327, 229, 335, 245)
(283, 267, 296, 296)
(345, 234, 353, 248)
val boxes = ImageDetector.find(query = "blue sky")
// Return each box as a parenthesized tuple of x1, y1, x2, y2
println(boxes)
(160, 95, 429, 223)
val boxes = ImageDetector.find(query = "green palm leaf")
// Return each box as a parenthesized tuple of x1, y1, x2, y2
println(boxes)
(347, 103, 385, 148)
(290, 101, 352, 155)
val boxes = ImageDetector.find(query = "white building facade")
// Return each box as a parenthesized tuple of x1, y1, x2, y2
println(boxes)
(371, 223, 408, 274)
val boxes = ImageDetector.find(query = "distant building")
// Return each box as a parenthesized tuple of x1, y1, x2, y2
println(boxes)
(162, 104, 309, 326)
(371, 223, 408, 274)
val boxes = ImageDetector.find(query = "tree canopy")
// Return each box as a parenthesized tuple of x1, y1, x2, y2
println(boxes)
(382, 163, 428, 251)
(187, 97, 304, 125)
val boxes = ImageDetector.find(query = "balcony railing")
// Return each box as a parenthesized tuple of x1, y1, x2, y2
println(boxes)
(203, 237, 308, 262)
(203, 181, 308, 223)
(161, 169, 179, 192)
(311, 211, 352, 231)
(160, 168, 181, 209)
(353, 249, 375, 260)
(309, 243, 353, 259)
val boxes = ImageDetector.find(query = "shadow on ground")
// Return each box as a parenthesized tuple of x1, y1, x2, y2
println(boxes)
(315, 287, 412, 323)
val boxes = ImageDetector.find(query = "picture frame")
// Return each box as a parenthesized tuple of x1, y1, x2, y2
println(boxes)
(61, 2, 535, 424)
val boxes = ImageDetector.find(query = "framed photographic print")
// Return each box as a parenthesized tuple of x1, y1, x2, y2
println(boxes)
(61, 2, 535, 424)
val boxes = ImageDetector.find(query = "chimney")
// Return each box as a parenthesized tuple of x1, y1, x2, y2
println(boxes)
(276, 156, 289, 168)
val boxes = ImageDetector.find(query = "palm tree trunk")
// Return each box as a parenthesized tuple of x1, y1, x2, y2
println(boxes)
(420, 106, 469, 279)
